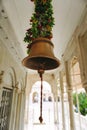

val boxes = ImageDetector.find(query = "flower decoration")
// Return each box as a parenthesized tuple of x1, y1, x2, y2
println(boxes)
(24, 0, 55, 54)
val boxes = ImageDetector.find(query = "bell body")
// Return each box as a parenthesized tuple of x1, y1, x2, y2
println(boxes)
(22, 37, 60, 70)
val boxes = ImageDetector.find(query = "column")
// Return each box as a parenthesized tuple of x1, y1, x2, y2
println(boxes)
(53, 93, 57, 123)
(59, 71, 65, 130)
(54, 92, 58, 124)
(65, 61, 75, 130)
(15, 89, 26, 130)
(9, 87, 18, 130)
(19, 89, 26, 130)
(53, 77, 59, 130)
(15, 92, 21, 130)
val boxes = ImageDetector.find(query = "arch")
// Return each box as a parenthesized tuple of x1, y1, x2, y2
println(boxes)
(2, 67, 17, 88)
(26, 73, 56, 97)
(31, 81, 53, 102)
(71, 57, 84, 91)
(9, 67, 17, 87)
(32, 81, 51, 92)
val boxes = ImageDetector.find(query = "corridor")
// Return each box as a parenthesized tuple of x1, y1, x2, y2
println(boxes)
(0, 0, 87, 130)
(24, 101, 62, 130)
(24, 101, 87, 130)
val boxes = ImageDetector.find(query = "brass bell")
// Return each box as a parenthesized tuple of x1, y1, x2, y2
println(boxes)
(22, 37, 60, 70)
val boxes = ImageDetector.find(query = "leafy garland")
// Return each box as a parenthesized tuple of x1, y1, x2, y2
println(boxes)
(24, 0, 55, 54)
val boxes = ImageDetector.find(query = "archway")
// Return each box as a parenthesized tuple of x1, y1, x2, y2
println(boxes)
(0, 67, 17, 130)
(24, 80, 54, 130)
(31, 81, 53, 103)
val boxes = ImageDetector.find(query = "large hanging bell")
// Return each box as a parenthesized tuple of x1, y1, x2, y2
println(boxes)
(22, 38, 60, 70)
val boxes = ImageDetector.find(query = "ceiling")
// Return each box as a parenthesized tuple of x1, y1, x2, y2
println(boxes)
(0, 0, 87, 73)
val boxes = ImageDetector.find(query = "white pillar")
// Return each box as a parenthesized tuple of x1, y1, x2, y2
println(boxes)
(15, 92, 21, 130)
(65, 61, 75, 130)
(53, 94, 57, 123)
(59, 71, 66, 130)
(19, 89, 26, 130)
(72, 65, 82, 130)
(14, 89, 26, 130)
(54, 92, 59, 124)
(53, 77, 59, 130)
(9, 87, 18, 130)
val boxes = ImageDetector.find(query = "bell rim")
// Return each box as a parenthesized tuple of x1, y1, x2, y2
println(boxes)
(22, 55, 60, 70)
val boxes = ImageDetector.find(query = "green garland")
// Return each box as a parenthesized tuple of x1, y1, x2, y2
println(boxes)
(24, 0, 55, 54)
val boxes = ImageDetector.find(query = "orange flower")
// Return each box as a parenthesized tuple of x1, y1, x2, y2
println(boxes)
(33, 19, 38, 24)
(46, 25, 51, 31)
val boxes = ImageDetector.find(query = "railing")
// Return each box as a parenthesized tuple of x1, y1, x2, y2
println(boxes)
(74, 112, 87, 130)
